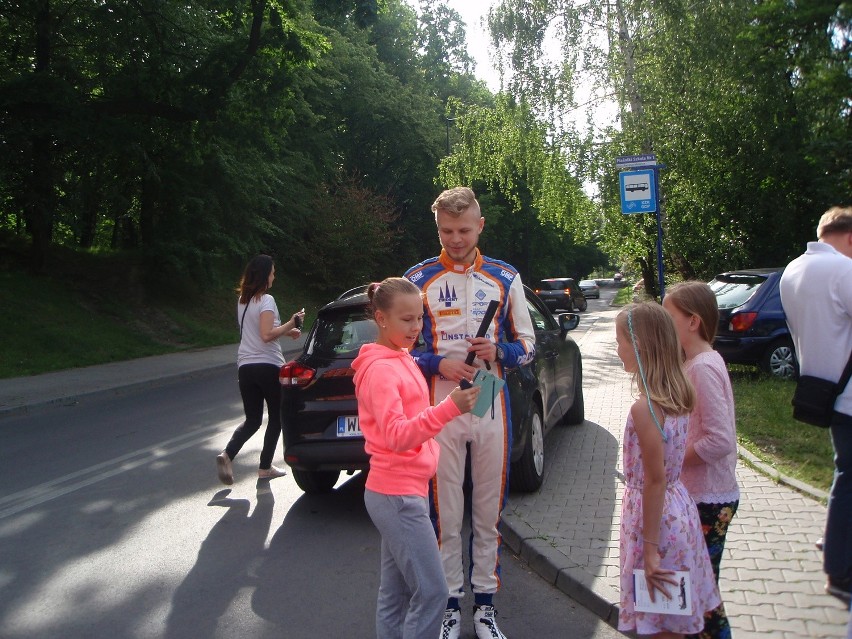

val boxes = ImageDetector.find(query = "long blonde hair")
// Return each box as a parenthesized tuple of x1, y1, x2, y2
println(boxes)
(617, 302, 695, 415)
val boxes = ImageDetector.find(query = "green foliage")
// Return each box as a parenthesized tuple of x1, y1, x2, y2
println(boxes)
(489, 0, 851, 280)
(291, 174, 401, 293)
(0, 247, 237, 378)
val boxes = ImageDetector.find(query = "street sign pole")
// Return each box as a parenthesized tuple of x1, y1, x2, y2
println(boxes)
(617, 154, 666, 299)
(654, 165, 665, 299)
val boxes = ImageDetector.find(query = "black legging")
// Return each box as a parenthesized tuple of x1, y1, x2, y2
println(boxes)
(224, 363, 282, 470)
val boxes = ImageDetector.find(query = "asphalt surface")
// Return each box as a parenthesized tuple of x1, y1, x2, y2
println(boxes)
(2, 301, 850, 638)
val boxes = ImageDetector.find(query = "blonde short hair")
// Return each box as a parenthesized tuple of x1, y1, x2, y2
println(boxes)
(817, 206, 852, 239)
(431, 187, 480, 218)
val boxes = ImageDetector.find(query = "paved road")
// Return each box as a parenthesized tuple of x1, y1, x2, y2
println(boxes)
(0, 363, 623, 639)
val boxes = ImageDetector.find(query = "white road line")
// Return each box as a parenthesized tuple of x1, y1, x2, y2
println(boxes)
(0, 425, 224, 520)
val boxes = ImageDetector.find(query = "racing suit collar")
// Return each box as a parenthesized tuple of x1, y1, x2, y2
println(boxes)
(439, 247, 483, 274)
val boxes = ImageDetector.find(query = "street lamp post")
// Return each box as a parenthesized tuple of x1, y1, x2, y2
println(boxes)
(445, 117, 455, 155)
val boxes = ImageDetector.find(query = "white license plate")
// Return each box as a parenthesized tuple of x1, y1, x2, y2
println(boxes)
(336, 415, 362, 438)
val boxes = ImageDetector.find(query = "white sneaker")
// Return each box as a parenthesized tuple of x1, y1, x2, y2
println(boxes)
(258, 465, 287, 479)
(473, 605, 507, 639)
(440, 608, 461, 639)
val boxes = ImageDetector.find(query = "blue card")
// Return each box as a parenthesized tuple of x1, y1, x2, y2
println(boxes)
(470, 369, 506, 418)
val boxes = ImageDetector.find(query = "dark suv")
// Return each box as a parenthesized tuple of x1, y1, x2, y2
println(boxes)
(279, 286, 585, 495)
(709, 268, 797, 379)
(535, 278, 587, 312)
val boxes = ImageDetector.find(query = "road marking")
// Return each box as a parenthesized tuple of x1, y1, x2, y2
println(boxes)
(0, 425, 224, 520)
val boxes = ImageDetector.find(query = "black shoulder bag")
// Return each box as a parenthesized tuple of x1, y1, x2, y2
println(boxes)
(239, 300, 250, 341)
(791, 350, 852, 427)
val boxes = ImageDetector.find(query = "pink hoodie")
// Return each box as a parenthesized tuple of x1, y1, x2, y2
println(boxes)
(352, 343, 461, 497)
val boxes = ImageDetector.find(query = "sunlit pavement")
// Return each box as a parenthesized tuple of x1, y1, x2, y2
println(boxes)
(2, 291, 849, 637)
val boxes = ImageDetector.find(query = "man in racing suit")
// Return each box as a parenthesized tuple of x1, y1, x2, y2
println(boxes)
(405, 187, 535, 639)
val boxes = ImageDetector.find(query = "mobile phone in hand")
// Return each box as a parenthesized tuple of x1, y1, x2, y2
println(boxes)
(294, 308, 304, 329)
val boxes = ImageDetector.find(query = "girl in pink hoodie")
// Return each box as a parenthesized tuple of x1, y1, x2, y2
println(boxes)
(353, 277, 479, 639)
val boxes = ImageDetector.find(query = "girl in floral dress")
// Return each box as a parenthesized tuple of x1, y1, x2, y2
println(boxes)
(615, 302, 722, 637)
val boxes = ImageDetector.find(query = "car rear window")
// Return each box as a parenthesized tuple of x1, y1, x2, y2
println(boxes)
(305, 308, 377, 358)
(708, 274, 767, 310)
(539, 280, 569, 290)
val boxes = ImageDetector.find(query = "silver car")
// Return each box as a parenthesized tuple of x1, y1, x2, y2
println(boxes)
(578, 279, 600, 299)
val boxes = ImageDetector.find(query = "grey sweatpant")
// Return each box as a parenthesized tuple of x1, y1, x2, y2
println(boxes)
(364, 489, 446, 639)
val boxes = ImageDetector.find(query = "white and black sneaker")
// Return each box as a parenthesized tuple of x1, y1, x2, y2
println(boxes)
(440, 608, 461, 639)
(473, 604, 507, 639)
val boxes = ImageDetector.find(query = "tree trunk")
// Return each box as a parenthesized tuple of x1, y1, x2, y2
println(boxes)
(26, 0, 55, 273)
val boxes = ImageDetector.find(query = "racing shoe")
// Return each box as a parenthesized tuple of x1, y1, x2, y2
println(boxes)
(473, 604, 507, 639)
(440, 608, 461, 639)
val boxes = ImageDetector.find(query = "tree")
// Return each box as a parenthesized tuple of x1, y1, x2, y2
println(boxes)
(488, 0, 851, 284)
(0, 0, 328, 272)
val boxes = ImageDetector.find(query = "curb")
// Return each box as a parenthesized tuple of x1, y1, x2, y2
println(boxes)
(500, 513, 622, 628)
(0, 341, 305, 421)
(736, 444, 829, 502)
(0, 363, 234, 420)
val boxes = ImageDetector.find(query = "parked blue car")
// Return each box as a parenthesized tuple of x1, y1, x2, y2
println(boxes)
(708, 268, 798, 379)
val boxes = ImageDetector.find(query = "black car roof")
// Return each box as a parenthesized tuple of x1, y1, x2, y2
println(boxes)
(319, 290, 369, 313)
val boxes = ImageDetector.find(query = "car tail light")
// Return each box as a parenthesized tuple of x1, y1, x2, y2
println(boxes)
(279, 361, 316, 386)
(729, 312, 757, 332)
(534, 288, 541, 294)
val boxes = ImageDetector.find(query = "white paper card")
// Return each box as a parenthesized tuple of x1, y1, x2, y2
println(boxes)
(633, 569, 692, 615)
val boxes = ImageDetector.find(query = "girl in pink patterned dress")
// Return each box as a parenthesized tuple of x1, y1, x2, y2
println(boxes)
(615, 302, 722, 637)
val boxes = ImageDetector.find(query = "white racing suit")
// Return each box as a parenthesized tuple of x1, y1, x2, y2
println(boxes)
(405, 249, 536, 599)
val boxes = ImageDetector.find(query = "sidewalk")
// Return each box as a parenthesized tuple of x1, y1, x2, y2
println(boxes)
(1, 315, 848, 637)
(501, 307, 850, 638)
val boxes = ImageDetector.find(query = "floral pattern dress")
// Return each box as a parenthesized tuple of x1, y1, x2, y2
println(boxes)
(618, 411, 722, 635)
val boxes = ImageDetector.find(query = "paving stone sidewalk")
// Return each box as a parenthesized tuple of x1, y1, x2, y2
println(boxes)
(501, 306, 850, 638)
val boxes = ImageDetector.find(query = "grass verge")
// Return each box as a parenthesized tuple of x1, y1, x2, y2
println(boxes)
(0, 247, 323, 379)
(730, 366, 834, 493)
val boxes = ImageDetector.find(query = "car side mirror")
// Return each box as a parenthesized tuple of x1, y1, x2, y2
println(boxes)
(558, 313, 580, 332)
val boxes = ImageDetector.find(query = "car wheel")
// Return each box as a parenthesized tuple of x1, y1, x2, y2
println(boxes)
(292, 469, 340, 494)
(575, 296, 588, 312)
(563, 363, 585, 425)
(761, 338, 798, 379)
(511, 404, 545, 493)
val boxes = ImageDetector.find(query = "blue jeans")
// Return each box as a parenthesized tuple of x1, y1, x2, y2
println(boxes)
(364, 490, 446, 639)
(825, 411, 852, 580)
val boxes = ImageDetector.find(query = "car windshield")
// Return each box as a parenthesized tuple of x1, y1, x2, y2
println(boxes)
(305, 307, 377, 358)
(708, 274, 767, 310)
(579, 280, 595, 286)
(539, 280, 569, 290)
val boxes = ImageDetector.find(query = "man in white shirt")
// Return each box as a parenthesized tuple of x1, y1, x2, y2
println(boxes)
(780, 206, 852, 605)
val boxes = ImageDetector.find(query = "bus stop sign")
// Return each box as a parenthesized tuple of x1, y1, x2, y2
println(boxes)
(619, 169, 657, 214)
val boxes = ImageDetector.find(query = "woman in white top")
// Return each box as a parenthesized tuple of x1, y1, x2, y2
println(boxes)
(216, 255, 304, 484)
